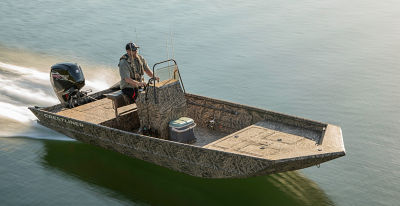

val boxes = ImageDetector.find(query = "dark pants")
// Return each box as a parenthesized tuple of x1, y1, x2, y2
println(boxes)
(122, 88, 138, 103)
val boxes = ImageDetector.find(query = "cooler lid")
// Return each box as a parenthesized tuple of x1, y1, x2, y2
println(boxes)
(169, 117, 194, 128)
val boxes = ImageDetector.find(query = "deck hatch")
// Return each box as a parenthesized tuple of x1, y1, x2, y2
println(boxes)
(204, 123, 321, 160)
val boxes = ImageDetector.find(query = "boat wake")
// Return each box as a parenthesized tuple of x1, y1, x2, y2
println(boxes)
(0, 61, 113, 141)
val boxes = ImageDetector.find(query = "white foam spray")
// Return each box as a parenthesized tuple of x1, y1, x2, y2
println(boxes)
(0, 61, 113, 141)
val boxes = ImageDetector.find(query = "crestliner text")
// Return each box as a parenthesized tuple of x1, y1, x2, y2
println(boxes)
(43, 113, 84, 127)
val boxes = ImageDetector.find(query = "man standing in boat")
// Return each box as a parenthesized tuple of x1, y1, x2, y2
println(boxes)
(118, 42, 158, 102)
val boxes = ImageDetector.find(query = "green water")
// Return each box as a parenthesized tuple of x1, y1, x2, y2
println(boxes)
(0, 137, 333, 205)
(1, 0, 400, 205)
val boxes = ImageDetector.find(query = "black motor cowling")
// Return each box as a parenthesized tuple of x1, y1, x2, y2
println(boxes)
(50, 63, 90, 108)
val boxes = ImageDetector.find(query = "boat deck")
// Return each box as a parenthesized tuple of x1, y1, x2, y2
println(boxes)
(204, 122, 322, 160)
(56, 98, 137, 124)
(193, 127, 228, 147)
(55, 98, 326, 161)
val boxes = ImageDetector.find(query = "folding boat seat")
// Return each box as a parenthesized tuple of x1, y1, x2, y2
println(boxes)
(104, 90, 132, 120)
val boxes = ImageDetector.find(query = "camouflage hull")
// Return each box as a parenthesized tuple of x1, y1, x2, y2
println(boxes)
(28, 91, 345, 178)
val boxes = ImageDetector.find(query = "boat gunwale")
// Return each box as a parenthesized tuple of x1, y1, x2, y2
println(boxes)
(185, 93, 328, 132)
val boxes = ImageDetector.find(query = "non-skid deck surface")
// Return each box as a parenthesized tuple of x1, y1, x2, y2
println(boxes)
(193, 127, 228, 147)
(56, 98, 137, 124)
(203, 121, 322, 160)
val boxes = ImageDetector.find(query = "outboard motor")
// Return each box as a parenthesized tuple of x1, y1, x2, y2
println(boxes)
(50, 63, 91, 108)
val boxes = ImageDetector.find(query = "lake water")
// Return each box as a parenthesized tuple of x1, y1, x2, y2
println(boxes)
(1, 0, 399, 205)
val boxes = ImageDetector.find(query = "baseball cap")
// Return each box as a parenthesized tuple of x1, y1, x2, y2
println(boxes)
(126, 43, 140, 51)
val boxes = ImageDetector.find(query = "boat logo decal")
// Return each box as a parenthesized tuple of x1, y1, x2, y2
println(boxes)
(43, 113, 84, 127)
(51, 71, 69, 81)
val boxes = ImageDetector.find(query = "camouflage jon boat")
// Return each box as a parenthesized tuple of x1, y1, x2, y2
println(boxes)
(29, 60, 345, 178)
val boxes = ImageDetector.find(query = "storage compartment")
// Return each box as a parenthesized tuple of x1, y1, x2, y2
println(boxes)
(169, 117, 196, 143)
